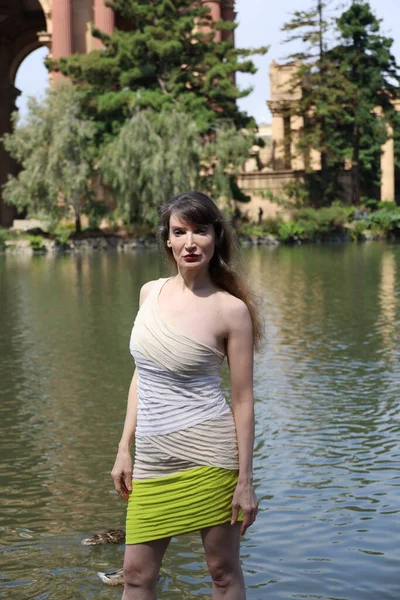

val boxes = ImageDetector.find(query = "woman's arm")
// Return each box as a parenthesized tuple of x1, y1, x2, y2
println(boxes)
(116, 369, 138, 454)
(226, 299, 258, 535)
(111, 280, 156, 500)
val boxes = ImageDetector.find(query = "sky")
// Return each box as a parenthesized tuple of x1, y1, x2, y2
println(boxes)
(15, 0, 400, 123)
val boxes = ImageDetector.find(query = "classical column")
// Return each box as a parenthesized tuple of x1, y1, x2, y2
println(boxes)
(93, 0, 115, 50)
(290, 114, 304, 171)
(221, 0, 235, 44)
(0, 83, 21, 226)
(271, 109, 286, 170)
(52, 0, 73, 59)
(381, 124, 395, 202)
(203, 1, 222, 42)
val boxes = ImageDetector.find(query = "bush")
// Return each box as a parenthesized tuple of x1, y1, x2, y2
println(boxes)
(293, 205, 353, 240)
(376, 201, 398, 212)
(348, 220, 367, 241)
(366, 208, 400, 234)
(278, 221, 305, 243)
(28, 235, 45, 250)
(0, 229, 17, 250)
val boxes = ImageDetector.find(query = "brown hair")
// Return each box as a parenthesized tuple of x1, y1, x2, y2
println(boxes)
(158, 190, 264, 351)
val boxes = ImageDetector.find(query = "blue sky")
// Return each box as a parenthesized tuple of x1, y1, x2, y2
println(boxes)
(15, 0, 400, 123)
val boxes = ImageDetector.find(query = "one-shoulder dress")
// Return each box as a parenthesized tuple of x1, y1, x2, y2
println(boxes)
(125, 277, 240, 544)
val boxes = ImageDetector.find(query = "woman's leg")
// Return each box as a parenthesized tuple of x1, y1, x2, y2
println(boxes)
(122, 537, 171, 600)
(201, 523, 245, 600)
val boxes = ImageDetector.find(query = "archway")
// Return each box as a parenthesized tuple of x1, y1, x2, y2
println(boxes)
(0, 0, 48, 226)
(0, 0, 236, 226)
(15, 47, 49, 121)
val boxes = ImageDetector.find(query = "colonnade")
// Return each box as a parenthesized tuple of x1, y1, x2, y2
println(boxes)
(268, 61, 400, 202)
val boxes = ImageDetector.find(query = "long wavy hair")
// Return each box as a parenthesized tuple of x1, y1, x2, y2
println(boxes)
(158, 191, 264, 351)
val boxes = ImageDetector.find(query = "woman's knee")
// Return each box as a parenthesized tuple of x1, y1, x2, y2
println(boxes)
(123, 562, 158, 590)
(208, 559, 238, 589)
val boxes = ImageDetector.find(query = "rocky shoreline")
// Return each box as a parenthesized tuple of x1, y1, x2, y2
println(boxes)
(1, 233, 283, 255)
(1, 229, 393, 255)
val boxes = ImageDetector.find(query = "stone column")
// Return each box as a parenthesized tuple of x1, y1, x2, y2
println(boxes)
(271, 110, 286, 170)
(381, 124, 395, 202)
(290, 114, 304, 171)
(52, 0, 73, 59)
(221, 0, 235, 44)
(93, 0, 115, 50)
(0, 83, 21, 226)
(203, 1, 221, 42)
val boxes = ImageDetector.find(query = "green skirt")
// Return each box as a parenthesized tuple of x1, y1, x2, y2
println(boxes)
(125, 465, 241, 544)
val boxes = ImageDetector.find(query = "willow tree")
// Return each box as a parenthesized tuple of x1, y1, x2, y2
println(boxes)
(101, 110, 253, 224)
(2, 85, 97, 232)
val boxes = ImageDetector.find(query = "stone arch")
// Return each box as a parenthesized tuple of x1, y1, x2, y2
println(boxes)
(0, 0, 49, 226)
(9, 39, 47, 86)
(0, 0, 236, 226)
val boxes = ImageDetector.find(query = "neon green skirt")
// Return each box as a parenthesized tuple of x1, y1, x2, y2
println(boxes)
(125, 465, 241, 544)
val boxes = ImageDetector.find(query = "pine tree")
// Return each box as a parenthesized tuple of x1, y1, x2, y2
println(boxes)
(281, 1, 354, 202)
(332, 1, 400, 204)
(49, 0, 267, 142)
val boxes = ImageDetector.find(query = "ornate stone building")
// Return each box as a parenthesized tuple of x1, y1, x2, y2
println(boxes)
(0, 0, 235, 226)
(237, 61, 400, 221)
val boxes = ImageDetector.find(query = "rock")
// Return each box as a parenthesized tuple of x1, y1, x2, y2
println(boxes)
(12, 219, 46, 232)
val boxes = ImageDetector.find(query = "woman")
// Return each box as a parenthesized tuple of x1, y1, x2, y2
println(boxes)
(111, 191, 262, 600)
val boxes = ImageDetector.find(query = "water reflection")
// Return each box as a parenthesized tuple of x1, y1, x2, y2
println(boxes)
(1, 244, 399, 599)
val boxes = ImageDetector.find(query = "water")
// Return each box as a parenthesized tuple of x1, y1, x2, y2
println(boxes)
(0, 243, 399, 599)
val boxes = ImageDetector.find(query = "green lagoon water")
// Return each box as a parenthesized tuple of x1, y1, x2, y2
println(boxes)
(0, 243, 399, 599)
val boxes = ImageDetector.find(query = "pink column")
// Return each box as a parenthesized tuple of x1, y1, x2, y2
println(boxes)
(203, 1, 222, 42)
(52, 0, 73, 59)
(221, 1, 236, 43)
(93, 0, 115, 49)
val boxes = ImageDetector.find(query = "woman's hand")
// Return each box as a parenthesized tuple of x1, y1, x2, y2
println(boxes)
(231, 479, 258, 535)
(111, 449, 133, 501)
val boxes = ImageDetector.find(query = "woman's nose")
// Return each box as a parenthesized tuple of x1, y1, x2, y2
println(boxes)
(185, 233, 195, 248)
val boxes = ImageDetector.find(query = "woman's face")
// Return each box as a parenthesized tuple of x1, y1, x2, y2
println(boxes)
(167, 213, 216, 271)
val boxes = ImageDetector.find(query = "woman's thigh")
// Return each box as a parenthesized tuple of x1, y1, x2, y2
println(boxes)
(200, 522, 242, 572)
(123, 537, 171, 584)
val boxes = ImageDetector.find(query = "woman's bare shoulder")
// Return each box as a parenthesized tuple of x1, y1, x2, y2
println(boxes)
(217, 290, 251, 325)
(139, 279, 159, 305)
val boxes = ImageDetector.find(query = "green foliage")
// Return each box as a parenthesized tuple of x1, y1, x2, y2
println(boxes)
(278, 221, 306, 243)
(87, 202, 109, 230)
(2, 85, 97, 232)
(239, 217, 282, 237)
(376, 201, 398, 211)
(281, 1, 400, 206)
(0, 228, 20, 249)
(331, 1, 400, 203)
(52, 0, 268, 140)
(101, 109, 253, 225)
(348, 220, 367, 241)
(366, 207, 400, 232)
(101, 110, 202, 224)
(28, 235, 45, 250)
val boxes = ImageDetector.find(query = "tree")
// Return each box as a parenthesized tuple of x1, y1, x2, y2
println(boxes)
(49, 0, 267, 143)
(101, 109, 253, 224)
(281, 2, 347, 176)
(2, 85, 97, 232)
(332, 1, 400, 204)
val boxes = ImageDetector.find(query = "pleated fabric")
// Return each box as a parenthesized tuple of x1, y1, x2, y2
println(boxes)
(126, 466, 240, 544)
(126, 277, 241, 544)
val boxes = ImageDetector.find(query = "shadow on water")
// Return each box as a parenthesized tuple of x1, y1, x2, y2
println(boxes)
(0, 244, 399, 599)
